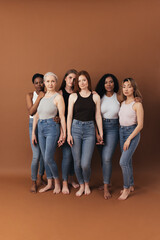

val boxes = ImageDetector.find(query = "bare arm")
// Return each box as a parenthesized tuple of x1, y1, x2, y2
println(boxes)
(123, 102, 144, 151)
(93, 94, 103, 142)
(32, 112, 39, 145)
(55, 94, 66, 144)
(26, 91, 45, 116)
(67, 93, 77, 147)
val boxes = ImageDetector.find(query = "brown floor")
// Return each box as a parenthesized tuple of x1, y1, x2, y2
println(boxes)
(1, 161, 160, 240)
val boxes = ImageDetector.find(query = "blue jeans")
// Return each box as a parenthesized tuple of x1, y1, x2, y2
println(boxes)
(29, 118, 45, 181)
(71, 119, 95, 184)
(100, 119, 119, 184)
(119, 125, 140, 189)
(38, 118, 60, 179)
(62, 141, 74, 181)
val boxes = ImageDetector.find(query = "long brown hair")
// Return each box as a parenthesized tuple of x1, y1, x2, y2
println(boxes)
(121, 78, 142, 100)
(59, 69, 78, 91)
(74, 70, 92, 93)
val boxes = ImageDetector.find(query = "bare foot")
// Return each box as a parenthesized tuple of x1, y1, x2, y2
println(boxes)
(104, 184, 111, 200)
(68, 176, 79, 188)
(30, 181, 37, 193)
(85, 183, 91, 195)
(76, 184, 85, 197)
(118, 188, 130, 200)
(53, 178, 61, 194)
(62, 181, 69, 195)
(39, 179, 53, 193)
(39, 184, 53, 193)
(120, 186, 134, 194)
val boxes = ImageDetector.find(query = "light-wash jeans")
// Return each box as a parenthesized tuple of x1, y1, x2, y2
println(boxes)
(62, 141, 74, 181)
(38, 118, 60, 179)
(119, 125, 140, 189)
(71, 119, 95, 184)
(100, 119, 119, 184)
(29, 118, 45, 181)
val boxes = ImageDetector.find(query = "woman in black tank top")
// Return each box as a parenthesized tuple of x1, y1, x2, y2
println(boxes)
(67, 71, 103, 197)
(59, 69, 79, 194)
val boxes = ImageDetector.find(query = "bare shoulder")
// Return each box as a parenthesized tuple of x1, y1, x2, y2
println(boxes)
(92, 92, 100, 102)
(133, 102, 143, 111)
(55, 92, 63, 101)
(26, 92, 33, 101)
(69, 93, 77, 101)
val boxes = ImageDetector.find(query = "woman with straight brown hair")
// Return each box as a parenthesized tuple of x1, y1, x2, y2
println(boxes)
(67, 71, 103, 197)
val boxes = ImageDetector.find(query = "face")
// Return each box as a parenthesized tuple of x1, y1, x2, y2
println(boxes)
(104, 77, 114, 93)
(33, 77, 44, 92)
(65, 73, 76, 88)
(44, 75, 57, 91)
(122, 81, 134, 97)
(78, 75, 88, 90)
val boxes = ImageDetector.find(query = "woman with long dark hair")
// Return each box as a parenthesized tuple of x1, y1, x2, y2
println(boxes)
(59, 69, 79, 194)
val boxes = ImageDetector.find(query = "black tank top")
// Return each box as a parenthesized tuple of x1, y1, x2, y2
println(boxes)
(62, 88, 70, 119)
(73, 92, 95, 121)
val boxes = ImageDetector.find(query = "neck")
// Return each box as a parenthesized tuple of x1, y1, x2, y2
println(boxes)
(125, 95, 134, 103)
(106, 91, 114, 97)
(46, 90, 56, 95)
(80, 89, 90, 95)
(35, 90, 42, 95)
(65, 85, 73, 94)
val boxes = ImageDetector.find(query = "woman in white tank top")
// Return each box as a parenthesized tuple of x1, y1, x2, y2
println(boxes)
(118, 78, 144, 200)
(95, 74, 121, 200)
(26, 73, 45, 193)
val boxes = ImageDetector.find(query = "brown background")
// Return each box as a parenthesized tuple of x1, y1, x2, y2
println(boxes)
(0, 1, 160, 240)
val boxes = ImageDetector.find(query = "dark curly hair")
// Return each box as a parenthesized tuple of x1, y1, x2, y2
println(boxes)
(95, 73, 119, 98)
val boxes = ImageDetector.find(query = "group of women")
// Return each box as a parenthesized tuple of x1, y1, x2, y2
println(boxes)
(26, 69, 144, 200)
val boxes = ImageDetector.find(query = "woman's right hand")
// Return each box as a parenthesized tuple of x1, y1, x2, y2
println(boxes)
(32, 133, 37, 146)
(67, 134, 73, 147)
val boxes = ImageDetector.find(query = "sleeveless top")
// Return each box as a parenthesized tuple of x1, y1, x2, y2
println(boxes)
(101, 93, 120, 119)
(37, 93, 59, 120)
(119, 101, 137, 126)
(62, 88, 70, 119)
(73, 92, 95, 121)
(30, 91, 38, 119)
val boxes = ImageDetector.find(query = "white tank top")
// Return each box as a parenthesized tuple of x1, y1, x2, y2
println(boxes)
(119, 101, 137, 126)
(30, 91, 38, 119)
(101, 93, 120, 119)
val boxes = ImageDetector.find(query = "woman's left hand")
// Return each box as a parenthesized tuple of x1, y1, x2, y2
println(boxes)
(123, 138, 131, 151)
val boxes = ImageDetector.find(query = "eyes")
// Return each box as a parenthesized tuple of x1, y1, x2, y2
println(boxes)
(46, 79, 56, 83)
(105, 80, 114, 84)
(35, 81, 43, 85)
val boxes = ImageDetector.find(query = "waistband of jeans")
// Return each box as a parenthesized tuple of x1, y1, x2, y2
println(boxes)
(120, 124, 137, 129)
(103, 118, 119, 123)
(73, 119, 94, 125)
(39, 118, 56, 123)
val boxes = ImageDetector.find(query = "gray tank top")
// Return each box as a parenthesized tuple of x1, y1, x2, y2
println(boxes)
(37, 93, 59, 119)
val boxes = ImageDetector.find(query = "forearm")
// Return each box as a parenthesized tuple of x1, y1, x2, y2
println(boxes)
(67, 115, 72, 136)
(128, 124, 143, 141)
(32, 114, 39, 134)
(60, 116, 66, 138)
(95, 115, 103, 137)
(29, 97, 41, 116)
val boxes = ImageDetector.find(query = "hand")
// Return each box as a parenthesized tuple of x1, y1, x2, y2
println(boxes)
(53, 116, 60, 124)
(32, 133, 37, 146)
(123, 138, 131, 151)
(134, 97, 142, 103)
(96, 134, 104, 145)
(67, 134, 73, 147)
(38, 91, 45, 99)
(57, 133, 66, 147)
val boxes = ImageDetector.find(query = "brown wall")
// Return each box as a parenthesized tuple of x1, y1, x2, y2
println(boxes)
(0, 0, 160, 174)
